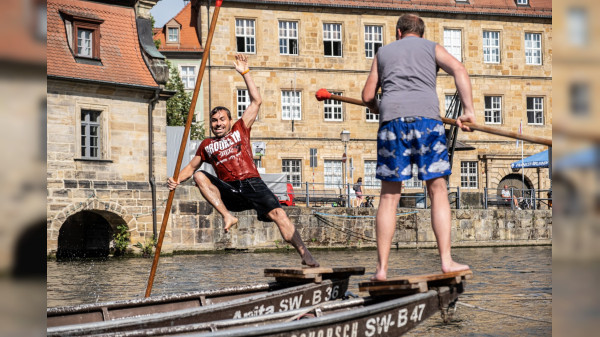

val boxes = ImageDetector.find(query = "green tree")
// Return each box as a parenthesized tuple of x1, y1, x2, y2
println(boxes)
(165, 60, 205, 140)
(150, 15, 162, 50)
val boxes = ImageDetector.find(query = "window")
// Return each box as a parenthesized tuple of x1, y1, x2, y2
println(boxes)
(281, 90, 301, 120)
(282, 159, 302, 187)
(527, 97, 544, 125)
(570, 82, 589, 117)
(71, 19, 102, 59)
(483, 31, 500, 63)
(310, 148, 318, 168)
(323, 23, 342, 57)
(279, 21, 298, 55)
(324, 91, 343, 121)
(364, 161, 381, 189)
(460, 161, 478, 188)
(568, 8, 587, 47)
(445, 94, 462, 115)
(443, 29, 462, 62)
(81, 110, 101, 159)
(525, 33, 542, 65)
(516, 0, 528, 5)
(484, 96, 502, 124)
(167, 27, 179, 42)
(365, 93, 381, 122)
(237, 89, 249, 118)
(324, 160, 343, 189)
(236, 19, 255, 53)
(403, 165, 423, 188)
(180, 66, 196, 90)
(364, 25, 382, 58)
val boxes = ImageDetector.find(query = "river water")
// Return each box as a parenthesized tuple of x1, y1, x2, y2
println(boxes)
(47, 246, 551, 336)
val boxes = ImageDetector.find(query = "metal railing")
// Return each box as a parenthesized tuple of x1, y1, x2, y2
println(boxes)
(483, 187, 552, 210)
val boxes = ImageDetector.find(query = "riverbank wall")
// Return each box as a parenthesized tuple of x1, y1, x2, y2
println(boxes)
(165, 186, 552, 253)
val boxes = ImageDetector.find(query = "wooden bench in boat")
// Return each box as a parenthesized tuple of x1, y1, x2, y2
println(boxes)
(359, 269, 473, 297)
(264, 266, 365, 284)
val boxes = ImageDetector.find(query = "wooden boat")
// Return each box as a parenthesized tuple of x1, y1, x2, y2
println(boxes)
(47, 267, 364, 335)
(47, 269, 471, 337)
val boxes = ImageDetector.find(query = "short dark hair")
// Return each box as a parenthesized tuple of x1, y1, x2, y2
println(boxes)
(396, 14, 425, 37)
(210, 106, 232, 120)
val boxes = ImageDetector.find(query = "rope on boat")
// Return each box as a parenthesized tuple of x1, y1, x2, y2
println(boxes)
(312, 211, 419, 244)
(312, 211, 418, 218)
(456, 301, 551, 324)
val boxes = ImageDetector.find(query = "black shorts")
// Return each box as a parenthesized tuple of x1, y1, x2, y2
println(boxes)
(200, 171, 282, 222)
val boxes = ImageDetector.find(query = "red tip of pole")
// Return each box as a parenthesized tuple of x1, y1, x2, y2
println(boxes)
(216, 0, 223, 7)
(315, 88, 331, 101)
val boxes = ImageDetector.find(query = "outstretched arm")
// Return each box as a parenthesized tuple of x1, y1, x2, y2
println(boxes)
(362, 56, 380, 113)
(234, 54, 262, 128)
(167, 155, 203, 190)
(435, 44, 475, 132)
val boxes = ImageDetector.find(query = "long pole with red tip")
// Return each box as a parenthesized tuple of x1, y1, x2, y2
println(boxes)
(315, 88, 552, 147)
(145, 0, 224, 298)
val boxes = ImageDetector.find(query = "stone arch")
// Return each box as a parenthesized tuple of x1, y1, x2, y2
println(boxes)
(496, 173, 534, 198)
(49, 199, 140, 256)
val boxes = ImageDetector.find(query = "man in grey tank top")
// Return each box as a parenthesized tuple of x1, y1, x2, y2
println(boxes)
(362, 14, 474, 280)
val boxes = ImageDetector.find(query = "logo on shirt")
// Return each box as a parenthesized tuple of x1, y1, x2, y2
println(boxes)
(205, 130, 241, 157)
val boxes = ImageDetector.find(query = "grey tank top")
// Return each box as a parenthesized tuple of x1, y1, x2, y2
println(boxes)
(377, 36, 440, 124)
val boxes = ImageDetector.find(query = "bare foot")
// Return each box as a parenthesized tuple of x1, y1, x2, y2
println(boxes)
(223, 216, 238, 232)
(441, 261, 470, 274)
(370, 269, 387, 281)
(300, 251, 320, 268)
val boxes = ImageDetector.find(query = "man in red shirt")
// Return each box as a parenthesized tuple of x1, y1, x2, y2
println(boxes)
(168, 54, 319, 267)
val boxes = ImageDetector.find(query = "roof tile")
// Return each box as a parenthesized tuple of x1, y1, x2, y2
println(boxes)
(154, 2, 204, 53)
(47, 0, 158, 88)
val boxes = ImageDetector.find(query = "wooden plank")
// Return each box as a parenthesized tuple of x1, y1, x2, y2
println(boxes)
(264, 267, 334, 276)
(359, 270, 472, 295)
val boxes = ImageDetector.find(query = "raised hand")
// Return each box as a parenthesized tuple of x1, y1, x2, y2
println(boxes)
(233, 54, 249, 74)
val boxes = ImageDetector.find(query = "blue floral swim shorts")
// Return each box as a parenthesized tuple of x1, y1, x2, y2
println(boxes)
(376, 117, 451, 182)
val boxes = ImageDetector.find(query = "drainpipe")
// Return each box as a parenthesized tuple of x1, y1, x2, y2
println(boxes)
(148, 88, 160, 239)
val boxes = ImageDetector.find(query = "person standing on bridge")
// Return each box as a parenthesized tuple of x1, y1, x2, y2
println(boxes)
(362, 14, 473, 280)
(167, 54, 319, 268)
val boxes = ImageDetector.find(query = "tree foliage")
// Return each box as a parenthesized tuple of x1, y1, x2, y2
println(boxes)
(165, 60, 205, 140)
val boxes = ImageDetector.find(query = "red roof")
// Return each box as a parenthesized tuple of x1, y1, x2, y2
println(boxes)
(220, 0, 551, 17)
(154, 2, 204, 53)
(0, 0, 45, 64)
(47, 0, 158, 88)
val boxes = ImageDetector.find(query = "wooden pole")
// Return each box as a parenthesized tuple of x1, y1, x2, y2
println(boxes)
(145, 0, 224, 298)
(315, 89, 552, 147)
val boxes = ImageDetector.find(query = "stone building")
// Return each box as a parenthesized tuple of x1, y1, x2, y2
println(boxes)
(46, 0, 171, 258)
(191, 0, 552, 206)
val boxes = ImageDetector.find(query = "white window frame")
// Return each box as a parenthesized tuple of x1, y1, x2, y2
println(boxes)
(80, 109, 101, 159)
(77, 28, 93, 57)
(324, 91, 343, 121)
(236, 19, 256, 53)
(364, 161, 381, 189)
(279, 21, 298, 55)
(167, 27, 179, 43)
(179, 65, 196, 90)
(281, 90, 301, 120)
(568, 8, 587, 47)
(237, 89, 249, 119)
(443, 28, 462, 62)
(323, 23, 342, 57)
(282, 159, 302, 188)
(516, 0, 528, 5)
(483, 31, 500, 64)
(365, 93, 381, 123)
(364, 25, 382, 59)
(525, 33, 542, 65)
(527, 97, 544, 125)
(403, 164, 423, 189)
(324, 160, 343, 189)
(484, 96, 502, 124)
(460, 161, 478, 189)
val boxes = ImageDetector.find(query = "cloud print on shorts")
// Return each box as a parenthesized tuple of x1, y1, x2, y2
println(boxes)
(378, 129, 397, 141)
(376, 164, 399, 177)
(401, 129, 422, 140)
(419, 165, 428, 176)
(403, 144, 430, 156)
(378, 147, 396, 158)
(401, 164, 413, 176)
(432, 124, 445, 135)
(433, 141, 446, 154)
(428, 159, 451, 173)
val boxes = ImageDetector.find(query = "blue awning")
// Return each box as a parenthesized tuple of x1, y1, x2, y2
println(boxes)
(511, 150, 549, 169)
